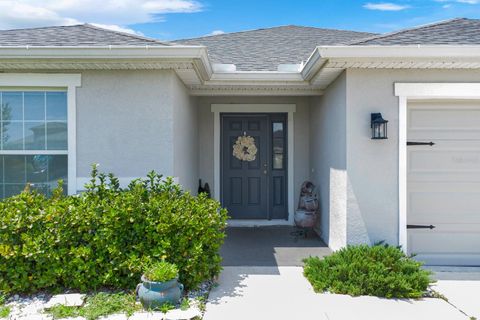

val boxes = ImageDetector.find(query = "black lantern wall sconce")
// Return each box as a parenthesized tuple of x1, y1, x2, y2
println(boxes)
(371, 113, 388, 140)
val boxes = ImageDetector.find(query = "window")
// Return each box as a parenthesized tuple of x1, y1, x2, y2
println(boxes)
(0, 91, 68, 198)
(272, 122, 285, 170)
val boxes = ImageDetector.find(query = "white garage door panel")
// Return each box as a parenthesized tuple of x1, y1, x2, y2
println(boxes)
(410, 231, 480, 266)
(410, 230, 480, 253)
(409, 102, 480, 129)
(408, 100, 480, 266)
(409, 102, 480, 140)
(408, 191, 480, 224)
(409, 150, 480, 173)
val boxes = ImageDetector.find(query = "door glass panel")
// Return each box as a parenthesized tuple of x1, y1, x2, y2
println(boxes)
(272, 122, 285, 170)
(273, 122, 283, 138)
(273, 154, 283, 170)
(273, 138, 284, 154)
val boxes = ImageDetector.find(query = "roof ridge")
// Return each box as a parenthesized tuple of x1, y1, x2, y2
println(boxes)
(348, 17, 466, 45)
(174, 24, 376, 42)
(82, 23, 171, 46)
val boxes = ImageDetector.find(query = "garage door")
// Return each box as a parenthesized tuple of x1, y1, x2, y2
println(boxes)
(408, 100, 480, 266)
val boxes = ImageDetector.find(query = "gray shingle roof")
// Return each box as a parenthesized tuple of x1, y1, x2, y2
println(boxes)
(174, 25, 375, 71)
(351, 18, 480, 45)
(0, 24, 170, 47)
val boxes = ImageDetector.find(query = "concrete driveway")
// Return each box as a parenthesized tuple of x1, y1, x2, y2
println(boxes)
(430, 267, 480, 319)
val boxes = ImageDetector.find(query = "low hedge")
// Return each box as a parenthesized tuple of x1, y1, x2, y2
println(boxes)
(0, 165, 228, 293)
(303, 244, 433, 298)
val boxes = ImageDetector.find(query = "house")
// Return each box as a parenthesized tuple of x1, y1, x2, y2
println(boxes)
(1, 19, 479, 266)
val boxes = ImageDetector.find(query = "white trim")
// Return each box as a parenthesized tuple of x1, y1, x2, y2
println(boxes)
(0, 73, 81, 195)
(395, 83, 480, 99)
(211, 104, 296, 226)
(211, 104, 297, 113)
(67, 83, 77, 195)
(398, 96, 408, 252)
(394, 82, 480, 253)
(190, 87, 323, 96)
(0, 73, 81, 88)
(0, 150, 68, 155)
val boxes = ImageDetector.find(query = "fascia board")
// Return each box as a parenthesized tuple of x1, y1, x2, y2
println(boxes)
(315, 45, 480, 59)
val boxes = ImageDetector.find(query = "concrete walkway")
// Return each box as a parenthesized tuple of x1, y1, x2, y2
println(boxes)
(204, 267, 471, 320)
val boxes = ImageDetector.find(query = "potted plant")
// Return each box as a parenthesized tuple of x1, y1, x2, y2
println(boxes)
(136, 261, 183, 309)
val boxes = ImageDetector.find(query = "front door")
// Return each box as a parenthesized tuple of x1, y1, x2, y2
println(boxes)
(221, 114, 288, 220)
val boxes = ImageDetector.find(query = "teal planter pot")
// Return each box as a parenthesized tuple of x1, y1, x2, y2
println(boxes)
(137, 275, 184, 309)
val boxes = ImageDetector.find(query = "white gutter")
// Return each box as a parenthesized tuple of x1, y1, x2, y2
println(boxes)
(0, 45, 208, 58)
(315, 45, 480, 59)
(0, 45, 214, 81)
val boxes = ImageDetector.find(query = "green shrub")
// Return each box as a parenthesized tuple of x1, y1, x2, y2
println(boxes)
(303, 244, 433, 298)
(0, 165, 228, 293)
(144, 261, 178, 282)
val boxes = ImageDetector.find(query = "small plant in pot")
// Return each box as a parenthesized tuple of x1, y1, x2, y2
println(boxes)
(137, 261, 184, 310)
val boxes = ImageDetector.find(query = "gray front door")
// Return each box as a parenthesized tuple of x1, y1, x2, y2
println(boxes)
(221, 114, 288, 220)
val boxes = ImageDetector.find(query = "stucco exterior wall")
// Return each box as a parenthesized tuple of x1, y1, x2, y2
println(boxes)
(172, 74, 198, 193)
(344, 68, 480, 246)
(309, 73, 348, 250)
(76, 69, 198, 192)
(196, 96, 311, 208)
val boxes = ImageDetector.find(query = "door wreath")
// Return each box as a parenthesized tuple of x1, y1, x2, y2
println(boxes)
(233, 135, 257, 161)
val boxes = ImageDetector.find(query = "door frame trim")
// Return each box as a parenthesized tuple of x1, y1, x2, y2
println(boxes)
(211, 104, 296, 225)
(394, 82, 480, 253)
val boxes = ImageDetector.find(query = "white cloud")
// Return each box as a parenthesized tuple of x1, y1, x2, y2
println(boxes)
(456, 0, 479, 3)
(0, 0, 202, 30)
(205, 30, 225, 36)
(363, 2, 410, 11)
(90, 23, 145, 36)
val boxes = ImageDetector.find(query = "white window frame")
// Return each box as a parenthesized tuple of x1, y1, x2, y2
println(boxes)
(394, 82, 480, 252)
(0, 73, 81, 195)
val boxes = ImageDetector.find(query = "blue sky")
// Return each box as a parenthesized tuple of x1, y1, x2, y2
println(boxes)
(1, 1, 480, 40)
(136, 0, 480, 40)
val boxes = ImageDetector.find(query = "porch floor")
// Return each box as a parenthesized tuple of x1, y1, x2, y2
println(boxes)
(220, 226, 331, 266)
